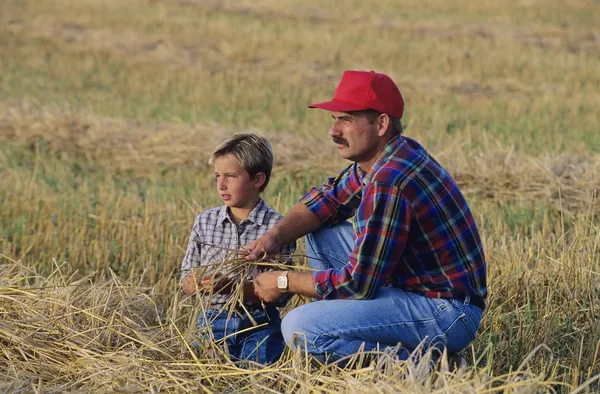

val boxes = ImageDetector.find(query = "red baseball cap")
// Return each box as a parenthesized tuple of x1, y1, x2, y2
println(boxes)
(308, 70, 404, 119)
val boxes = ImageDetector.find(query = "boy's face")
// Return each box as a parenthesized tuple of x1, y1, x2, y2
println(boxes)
(213, 154, 262, 210)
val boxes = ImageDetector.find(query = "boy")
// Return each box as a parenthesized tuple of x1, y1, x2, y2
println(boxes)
(180, 133, 295, 365)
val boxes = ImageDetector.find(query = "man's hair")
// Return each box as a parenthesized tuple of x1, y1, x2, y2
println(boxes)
(209, 133, 274, 192)
(353, 109, 404, 135)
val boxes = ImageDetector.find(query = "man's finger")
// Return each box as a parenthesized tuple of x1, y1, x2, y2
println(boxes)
(246, 250, 261, 260)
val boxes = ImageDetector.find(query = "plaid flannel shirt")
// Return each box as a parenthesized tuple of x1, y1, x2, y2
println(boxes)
(300, 135, 487, 301)
(180, 199, 296, 310)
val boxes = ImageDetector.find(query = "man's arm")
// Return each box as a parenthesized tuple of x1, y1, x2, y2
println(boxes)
(246, 164, 362, 259)
(254, 271, 318, 303)
(244, 202, 321, 259)
(312, 182, 412, 300)
(255, 182, 413, 303)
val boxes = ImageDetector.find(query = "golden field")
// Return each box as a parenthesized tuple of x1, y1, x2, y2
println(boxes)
(0, 0, 599, 392)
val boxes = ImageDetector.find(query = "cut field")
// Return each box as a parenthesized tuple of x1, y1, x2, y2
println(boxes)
(0, 0, 599, 392)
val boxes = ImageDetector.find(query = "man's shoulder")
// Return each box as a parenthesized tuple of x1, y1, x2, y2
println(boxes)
(371, 156, 427, 190)
(371, 137, 449, 191)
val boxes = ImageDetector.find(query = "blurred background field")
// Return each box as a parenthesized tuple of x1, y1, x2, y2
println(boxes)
(0, 0, 599, 392)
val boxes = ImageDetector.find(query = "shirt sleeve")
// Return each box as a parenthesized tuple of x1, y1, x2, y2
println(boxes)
(299, 164, 363, 225)
(312, 182, 412, 300)
(180, 216, 202, 282)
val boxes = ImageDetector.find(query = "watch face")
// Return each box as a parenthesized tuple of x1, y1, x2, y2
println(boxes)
(277, 276, 288, 290)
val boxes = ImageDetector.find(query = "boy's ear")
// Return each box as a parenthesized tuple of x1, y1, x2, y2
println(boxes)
(253, 172, 266, 190)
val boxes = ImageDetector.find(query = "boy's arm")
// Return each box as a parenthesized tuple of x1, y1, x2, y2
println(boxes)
(203, 278, 262, 305)
(242, 282, 262, 305)
(180, 217, 203, 295)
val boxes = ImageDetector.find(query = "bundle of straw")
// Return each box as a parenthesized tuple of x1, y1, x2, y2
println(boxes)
(185, 241, 311, 323)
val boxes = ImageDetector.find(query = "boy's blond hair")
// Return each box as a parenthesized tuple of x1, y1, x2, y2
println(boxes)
(209, 133, 274, 192)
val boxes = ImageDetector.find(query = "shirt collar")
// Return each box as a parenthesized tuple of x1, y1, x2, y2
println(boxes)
(216, 198, 268, 227)
(359, 135, 405, 183)
(217, 205, 229, 226)
(244, 198, 268, 226)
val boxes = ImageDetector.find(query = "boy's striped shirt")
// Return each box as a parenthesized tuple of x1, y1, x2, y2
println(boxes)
(181, 199, 296, 309)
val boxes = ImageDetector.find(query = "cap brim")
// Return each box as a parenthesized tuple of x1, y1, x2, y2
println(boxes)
(308, 99, 367, 113)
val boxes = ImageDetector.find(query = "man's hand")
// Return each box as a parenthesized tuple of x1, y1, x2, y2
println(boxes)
(244, 234, 280, 261)
(244, 202, 322, 261)
(254, 270, 284, 303)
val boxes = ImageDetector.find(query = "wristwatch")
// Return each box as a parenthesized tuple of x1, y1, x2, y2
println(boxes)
(277, 271, 289, 292)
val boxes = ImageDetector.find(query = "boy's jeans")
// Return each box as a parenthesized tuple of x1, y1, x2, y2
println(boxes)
(281, 221, 483, 363)
(197, 305, 285, 365)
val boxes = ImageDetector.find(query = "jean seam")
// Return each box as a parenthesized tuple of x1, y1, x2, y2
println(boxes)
(290, 331, 338, 360)
(450, 300, 482, 327)
(310, 334, 350, 360)
(430, 297, 451, 313)
(427, 312, 467, 349)
(459, 315, 476, 340)
(310, 249, 348, 265)
(314, 311, 449, 345)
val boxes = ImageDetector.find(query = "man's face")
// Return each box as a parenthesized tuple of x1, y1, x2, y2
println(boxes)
(329, 111, 381, 165)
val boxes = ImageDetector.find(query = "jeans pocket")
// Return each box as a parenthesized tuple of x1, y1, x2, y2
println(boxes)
(444, 313, 477, 353)
(430, 297, 451, 315)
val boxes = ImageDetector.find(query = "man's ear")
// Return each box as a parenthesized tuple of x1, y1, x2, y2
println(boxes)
(377, 114, 390, 137)
(254, 172, 266, 190)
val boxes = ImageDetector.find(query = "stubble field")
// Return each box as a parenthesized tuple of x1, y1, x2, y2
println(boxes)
(0, 0, 599, 392)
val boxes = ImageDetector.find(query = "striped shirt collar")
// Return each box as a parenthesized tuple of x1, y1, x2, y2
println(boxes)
(216, 198, 268, 227)
(358, 135, 406, 183)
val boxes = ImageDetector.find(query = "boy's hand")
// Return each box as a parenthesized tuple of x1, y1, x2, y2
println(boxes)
(244, 234, 280, 260)
(181, 272, 228, 295)
(200, 274, 229, 293)
(254, 271, 283, 303)
(181, 272, 201, 295)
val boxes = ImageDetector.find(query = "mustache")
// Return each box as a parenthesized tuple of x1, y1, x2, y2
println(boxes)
(332, 137, 348, 146)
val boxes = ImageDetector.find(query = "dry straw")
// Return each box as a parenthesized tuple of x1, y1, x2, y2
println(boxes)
(0, 253, 577, 393)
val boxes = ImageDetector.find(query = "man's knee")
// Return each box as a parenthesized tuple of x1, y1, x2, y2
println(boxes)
(281, 308, 301, 347)
(282, 307, 317, 351)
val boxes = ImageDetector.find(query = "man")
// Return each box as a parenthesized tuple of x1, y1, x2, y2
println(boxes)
(245, 70, 487, 364)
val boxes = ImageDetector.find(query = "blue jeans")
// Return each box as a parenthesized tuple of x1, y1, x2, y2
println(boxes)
(281, 221, 483, 363)
(197, 305, 285, 365)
